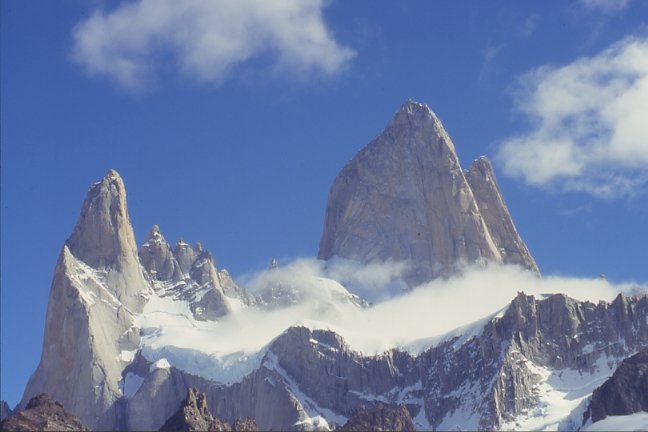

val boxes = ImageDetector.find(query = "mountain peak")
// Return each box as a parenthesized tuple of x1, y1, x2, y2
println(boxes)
(104, 168, 121, 181)
(399, 99, 436, 117)
(66, 170, 135, 270)
(319, 100, 538, 285)
(65, 170, 149, 311)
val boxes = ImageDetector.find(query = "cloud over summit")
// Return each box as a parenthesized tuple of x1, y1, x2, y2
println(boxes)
(71, 0, 355, 89)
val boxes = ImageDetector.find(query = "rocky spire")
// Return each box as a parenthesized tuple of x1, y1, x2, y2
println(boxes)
(318, 100, 505, 285)
(159, 388, 259, 431)
(66, 169, 149, 311)
(465, 156, 539, 274)
(139, 228, 234, 321)
(139, 224, 183, 282)
(67, 170, 134, 268)
(20, 170, 146, 430)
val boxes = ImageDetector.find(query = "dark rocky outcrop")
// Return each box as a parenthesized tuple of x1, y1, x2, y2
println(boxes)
(160, 388, 228, 431)
(0, 394, 88, 431)
(465, 156, 539, 274)
(339, 404, 415, 431)
(160, 388, 258, 432)
(232, 418, 259, 431)
(585, 348, 648, 424)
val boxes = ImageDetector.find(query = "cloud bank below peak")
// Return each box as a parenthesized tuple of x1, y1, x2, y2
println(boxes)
(496, 36, 648, 198)
(71, 0, 355, 89)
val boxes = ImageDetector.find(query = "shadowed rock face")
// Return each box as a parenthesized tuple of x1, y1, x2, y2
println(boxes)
(1, 401, 13, 421)
(160, 388, 228, 431)
(318, 100, 538, 286)
(0, 394, 89, 431)
(159, 388, 258, 432)
(339, 404, 416, 431)
(585, 348, 648, 424)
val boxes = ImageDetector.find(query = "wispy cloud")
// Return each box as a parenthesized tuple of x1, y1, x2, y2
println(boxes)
(479, 42, 504, 82)
(581, 0, 630, 13)
(496, 36, 648, 198)
(239, 257, 410, 304)
(521, 14, 539, 38)
(232, 260, 647, 355)
(141, 258, 647, 384)
(71, 0, 355, 89)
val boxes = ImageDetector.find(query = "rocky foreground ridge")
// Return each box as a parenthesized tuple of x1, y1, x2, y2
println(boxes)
(15, 101, 648, 431)
(160, 388, 257, 431)
(0, 394, 88, 431)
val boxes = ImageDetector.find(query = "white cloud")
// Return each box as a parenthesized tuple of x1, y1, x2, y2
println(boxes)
(237, 259, 647, 354)
(143, 259, 647, 383)
(71, 0, 355, 89)
(581, 0, 630, 12)
(496, 36, 648, 197)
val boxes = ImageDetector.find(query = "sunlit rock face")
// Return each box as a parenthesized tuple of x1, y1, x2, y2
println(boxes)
(20, 170, 149, 430)
(318, 100, 538, 286)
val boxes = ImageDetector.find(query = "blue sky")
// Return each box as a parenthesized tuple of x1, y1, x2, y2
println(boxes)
(2, 0, 647, 407)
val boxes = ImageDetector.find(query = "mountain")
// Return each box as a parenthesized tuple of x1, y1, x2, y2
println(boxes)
(15, 101, 648, 431)
(318, 100, 538, 285)
(0, 394, 89, 431)
(19, 170, 150, 430)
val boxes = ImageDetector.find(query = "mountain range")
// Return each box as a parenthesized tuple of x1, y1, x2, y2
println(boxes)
(3, 101, 647, 431)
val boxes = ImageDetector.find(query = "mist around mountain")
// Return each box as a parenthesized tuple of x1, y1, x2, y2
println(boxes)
(11, 101, 648, 431)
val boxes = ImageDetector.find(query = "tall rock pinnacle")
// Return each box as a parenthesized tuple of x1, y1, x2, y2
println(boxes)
(318, 100, 537, 285)
(21, 170, 148, 430)
(465, 157, 539, 274)
(66, 169, 149, 311)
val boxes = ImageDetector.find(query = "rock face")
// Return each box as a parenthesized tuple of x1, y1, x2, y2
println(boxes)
(585, 348, 648, 424)
(465, 157, 539, 274)
(1, 401, 12, 421)
(339, 404, 415, 431)
(318, 100, 538, 285)
(66, 169, 149, 312)
(0, 394, 89, 431)
(20, 170, 148, 430)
